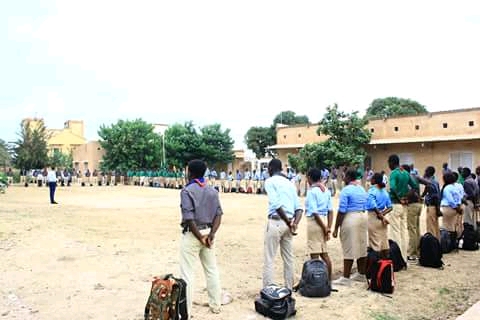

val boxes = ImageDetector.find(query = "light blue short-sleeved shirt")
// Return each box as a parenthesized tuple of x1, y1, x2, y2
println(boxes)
(265, 174, 302, 219)
(305, 186, 333, 217)
(338, 184, 368, 214)
(441, 184, 461, 208)
(366, 186, 392, 211)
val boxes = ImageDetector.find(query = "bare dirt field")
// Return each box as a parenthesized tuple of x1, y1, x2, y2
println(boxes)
(1, 185, 479, 320)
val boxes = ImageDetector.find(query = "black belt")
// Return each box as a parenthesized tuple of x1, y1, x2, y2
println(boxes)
(268, 215, 282, 220)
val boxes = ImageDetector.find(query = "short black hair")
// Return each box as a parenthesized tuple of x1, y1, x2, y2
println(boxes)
(372, 172, 385, 188)
(307, 168, 322, 183)
(452, 171, 459, 181)
(388, 154, 399, 166)
(345, 168, 358, 183)
(268, 159, 282, 172)
(188, 159, 206, 179)
(401, 164, 411, 173)
(443, 172, 456, 185)
(461, 167, 471, 178)
(425, 166, 435, 177)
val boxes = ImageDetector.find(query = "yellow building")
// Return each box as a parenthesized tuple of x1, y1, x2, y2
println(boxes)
(267, 107, 480, 173)
(23, 118, 87, 155)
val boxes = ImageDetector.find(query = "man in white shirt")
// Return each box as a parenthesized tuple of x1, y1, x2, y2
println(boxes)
(47, 166, 58, 204)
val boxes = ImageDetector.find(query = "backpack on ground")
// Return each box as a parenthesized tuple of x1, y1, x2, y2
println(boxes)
(388, 239, 407, 272)
(144, 274, 187, 320)
(440, 228, 455, 253)
(294, 259, 331, 297)
(459, 223, 479, 251)
(254, 285, 296, 320)
(419, 233, 444, 269)
(366, 253, 395, 294)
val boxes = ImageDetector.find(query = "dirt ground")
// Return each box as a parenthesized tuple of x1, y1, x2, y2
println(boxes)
(1, 185, 479, 320)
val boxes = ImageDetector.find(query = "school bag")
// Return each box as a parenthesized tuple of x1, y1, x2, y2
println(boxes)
(459, 223, 479, 251)
(440, 228, 455, 253)
(144, 274, 188, 320)
(366, 255, 395, 294)
(254, 285, 296, 319)
(388, 240, 407, 272)
(294, 259, 331, 297)
(419, 233, 444, 269)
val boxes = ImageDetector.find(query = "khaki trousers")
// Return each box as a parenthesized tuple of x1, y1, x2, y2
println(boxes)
(426, 206, 440, 240)
(407, 202, 423, 256)
(180, 229, 221, 315)
(263, 219, 294, 289)
(388, 204, 408, 261)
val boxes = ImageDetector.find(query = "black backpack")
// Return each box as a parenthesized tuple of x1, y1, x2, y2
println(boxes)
(294, 259, 331, 297)
(459, 223, 479, 251)
(440, 228, 455, 253)
(254, 285, 296, 320)
(367, 259, 395, 294)
(388, 240, 407, 272)
(419, 233, 444, 268)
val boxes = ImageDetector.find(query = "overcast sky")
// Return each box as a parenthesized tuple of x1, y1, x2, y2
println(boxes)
(1, 0, 479, 149)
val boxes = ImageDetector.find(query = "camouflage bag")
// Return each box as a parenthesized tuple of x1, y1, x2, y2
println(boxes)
(144, 274, 188, 320)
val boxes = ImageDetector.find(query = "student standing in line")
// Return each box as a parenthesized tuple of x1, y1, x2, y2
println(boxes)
(366, 173, 392, 259)
(305, 168, 333, 280)
(332, 168, 368, 286)
(263, 159, 303, 289)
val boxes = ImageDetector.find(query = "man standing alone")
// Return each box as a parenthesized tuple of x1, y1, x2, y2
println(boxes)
(180, 159, 222, 316)
(263, 159, 303, 289)
(47, 166, 58, 204)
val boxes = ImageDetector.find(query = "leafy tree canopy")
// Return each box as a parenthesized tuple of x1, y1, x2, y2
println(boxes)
(165, 122, 234, 168)
(49, 151, 73, 170)
(98, 119, 162, 172)
(366, 97, 428, 118)
(0, 139, 11, 168)
(245, 110, 309, 159)
(13, 120, 49, 170)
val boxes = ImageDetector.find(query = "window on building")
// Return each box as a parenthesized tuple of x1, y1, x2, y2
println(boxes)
(469, 121, 474, 127)
(283, 135, 287, 139)
(53, 148, 60, 154)
(394, 127, 399, 132)
(370, 128, 375, 133)
(398, 153, 414, 166)
(298, 133, 302, 138)
(415, 125, 420, 130)
(443, 123, 448, 128)
(450, 152, 473, 170)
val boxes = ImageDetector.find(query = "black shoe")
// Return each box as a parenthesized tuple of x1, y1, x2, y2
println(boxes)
(51, 201, 58, 204)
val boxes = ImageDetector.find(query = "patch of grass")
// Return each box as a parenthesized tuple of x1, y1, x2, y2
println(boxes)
(370, 311, 399, 320)
(438, 287, 452, 295)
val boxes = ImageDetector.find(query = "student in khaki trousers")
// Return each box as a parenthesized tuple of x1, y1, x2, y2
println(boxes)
(180, 160, 223, 316)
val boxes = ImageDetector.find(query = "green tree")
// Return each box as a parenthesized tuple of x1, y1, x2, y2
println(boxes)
(290, 104, 371, 171)
(199, 124, 234, 166)
(366, 97, 428, 118)
(0, 139, 11, 170)
(49, 150, 73, 169)
(272, 110, 309, 126)
(98, 119, 162, 172)
(245, 110, 309, 159)
(244, 126, 275, 159)
(13, 120, 49, 170)
(165, 122, 235, 168)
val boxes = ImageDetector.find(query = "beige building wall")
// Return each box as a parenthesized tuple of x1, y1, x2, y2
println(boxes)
(71, 141, 105, 173)
(268, 108, 480, 173)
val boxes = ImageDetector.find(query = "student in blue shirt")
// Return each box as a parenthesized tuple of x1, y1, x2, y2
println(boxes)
(332, 168, 368, 286)
(366, 173, 392, 258)
(440, 172, 463, 247)
(305, 168, 333, 280)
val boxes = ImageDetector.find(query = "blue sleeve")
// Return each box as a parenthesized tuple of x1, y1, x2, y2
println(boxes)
(338, 188, 349, 213)
(385, 192, 392, 209)
(305, 190, 314, 215)
(265, 180, 281, 210)
(327, 192, 333, 211)
(367, 189, 378, 210)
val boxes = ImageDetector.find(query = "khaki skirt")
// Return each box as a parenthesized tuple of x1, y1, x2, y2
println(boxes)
(340, 211, 368, 260)
(307, 216, 328, 254)
(441, 206, 458, 232)
(367, 211, 389, 251)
